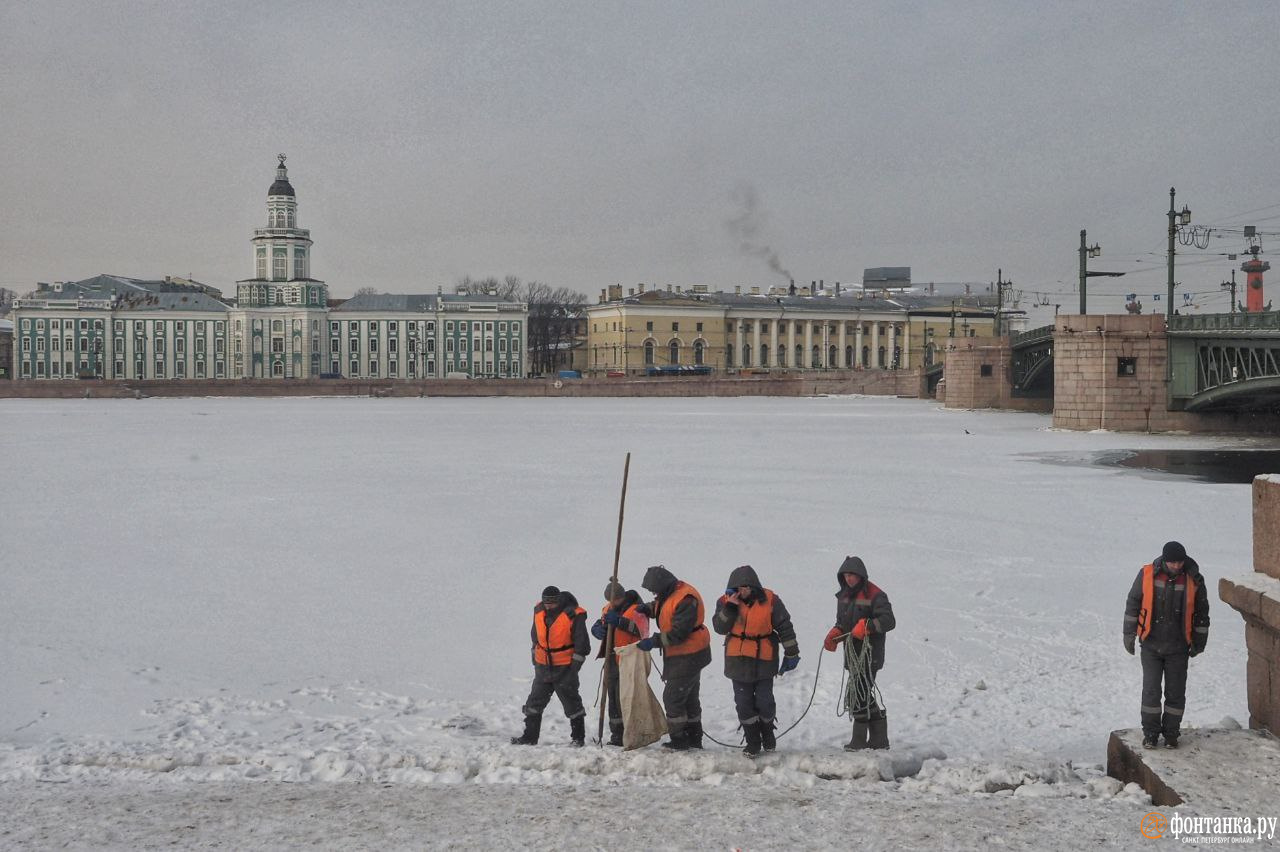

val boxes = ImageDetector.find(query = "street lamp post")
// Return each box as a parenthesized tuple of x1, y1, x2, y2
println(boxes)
(1221, 271, 1238, 314)
(1078, 230, 1101, 314)
(1166, 187, 1192, 321)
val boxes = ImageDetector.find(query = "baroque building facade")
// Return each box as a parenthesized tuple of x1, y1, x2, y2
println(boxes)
(10, 158, 528, 380)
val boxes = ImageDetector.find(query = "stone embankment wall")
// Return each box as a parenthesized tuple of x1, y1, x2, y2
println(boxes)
(0, 369, 924, 400)
(1220, 476, 1280, 736)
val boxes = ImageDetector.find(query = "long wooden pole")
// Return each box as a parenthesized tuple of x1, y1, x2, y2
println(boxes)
(597, 452, 631, 746)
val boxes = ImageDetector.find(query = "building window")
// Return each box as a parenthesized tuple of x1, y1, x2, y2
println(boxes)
(427, 360, 436, 376)
(349, 338, 359, 353)
(389, 361, 398, 377)
(644, 340, 655, 365)
(176, 361, 186, 378)
(330, 322, 339, 334)
(273, 248, 287, 280)
(389, 338, 398, 354)
(350, 360, 359, 376)
(370, 338, 379, 354)
(646, 321, 653, 332)
(331, 339, 340, 353)
(389, 321, 398, 334)
(271, 338, 284, 354)
(669, 340, 680, 365)
(51, 361, 60, 377)
(36, 361, 45, 377)
(980, 364, 993, 377)
(196, 321, 206, 334)
(215, 361, 225, 378)
(511, 322, 520, 333)
(273, 360, 284, 377)
(369, 360, 379, 376)
(155, 361, 165, 378)
(1117, 357, 1137, 377)
(485, 322, 493, 332)
(195, 361, 205, 378)
(696, 322, 703, 333)
(368, 321, 378, 336)
(499, 338, 507, 352)
(694, 341, 705, 365)
(114, 360, 124, 377)
(271, 319, 283, 333)
(426, 322, 435, 333)
(426, 339, 435, 353)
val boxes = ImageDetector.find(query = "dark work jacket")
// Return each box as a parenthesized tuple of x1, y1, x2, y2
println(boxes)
(1124, 556, 1210, 656)
(642, 564, 712, 680)
(712, 564, 800, 682)
(834, 570, 895, 672)
(595, 590, 645, 660)
(530, 592, 591, 683)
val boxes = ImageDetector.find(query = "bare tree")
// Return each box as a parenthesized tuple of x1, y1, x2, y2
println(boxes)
(455, 275, 587, 374)
(0, 287, 15, 315)
(353, 286, 380, 297)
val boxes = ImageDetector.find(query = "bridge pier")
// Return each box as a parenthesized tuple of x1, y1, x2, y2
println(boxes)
(940, 337, 1051, 412)
(1053, 314, 1280, 433)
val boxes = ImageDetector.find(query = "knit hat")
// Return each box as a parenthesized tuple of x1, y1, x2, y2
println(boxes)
(541, 585, 561, 605)
(1161, 541, 1187, 563)
(603, 581, 625, 601)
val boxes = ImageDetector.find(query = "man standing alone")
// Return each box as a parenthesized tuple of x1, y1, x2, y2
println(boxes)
(1123, 541, 1210, 749)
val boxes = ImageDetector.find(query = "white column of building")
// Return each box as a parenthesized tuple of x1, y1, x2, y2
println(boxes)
(871, 322, 881, 368)
(734, 319, 744, 369)
(901, 322, 910, 369)
(751, 320, 761, 368)
(786, 320, 795, 368)
(838, 321, 847, 369)
(803, 321, 813, 368)
(769, 320, 779, 367)
(855, 323, 864, 367)
(887, 324, 897, 369)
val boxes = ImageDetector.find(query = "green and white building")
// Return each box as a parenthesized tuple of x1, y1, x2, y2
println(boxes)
(10, 156, 528, 380)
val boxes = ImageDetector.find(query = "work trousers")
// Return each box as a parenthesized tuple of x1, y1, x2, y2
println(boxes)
(662, 673, 702, 737)
(847, 668, 884, 723)
(604, 661, 623, 729)
(1140, 646, 1188, 738)
(731, 678, 776, 725)
(523, 667, 585, 720)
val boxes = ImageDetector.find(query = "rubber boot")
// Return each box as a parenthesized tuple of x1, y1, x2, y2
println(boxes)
(569, 716, 585, 747)
(686, 721, 704, 750)
(510, 713, 542, 745)
(608, 721, 624, 747)
(867, 715, 890, 750)
(742, 722, 762, 757)
(760, 720, 777, 753)
(843, 720, 870, 751)
(661, 726, 690, 751)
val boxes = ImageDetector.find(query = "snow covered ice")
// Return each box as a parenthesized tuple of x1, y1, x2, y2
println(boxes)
(0, 396, 1255, 848)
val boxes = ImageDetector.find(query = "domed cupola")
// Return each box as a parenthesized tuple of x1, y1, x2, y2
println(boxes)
(268, 153, 295, 197)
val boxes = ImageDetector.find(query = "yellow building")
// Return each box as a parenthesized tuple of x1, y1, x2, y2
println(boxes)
(584, 284, 997, 375)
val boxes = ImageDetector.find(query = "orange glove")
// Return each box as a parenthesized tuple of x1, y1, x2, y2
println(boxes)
(823, 626, 843, 652)
(852, 618, 870, 641)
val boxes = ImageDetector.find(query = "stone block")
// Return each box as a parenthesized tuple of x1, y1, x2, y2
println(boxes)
(1245, 622, 1280, 659)
(1254, 478, 1280, 580)
(1222, 577, 1262, 619)
(1262, 592, 1280, 632)
(1246, 651, 1270, 723)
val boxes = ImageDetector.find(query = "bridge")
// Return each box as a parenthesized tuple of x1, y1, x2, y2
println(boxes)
(1168, 312, 1280, 412)
(1010, 324, 1055, 398)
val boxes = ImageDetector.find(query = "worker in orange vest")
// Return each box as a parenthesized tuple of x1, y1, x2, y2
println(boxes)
(711, 565, 800, 756)
(1123, 541, 1210, 749)
(590, 580, 650, 746)
(635, 565, 712, 750)
(511, 586, 590, 747)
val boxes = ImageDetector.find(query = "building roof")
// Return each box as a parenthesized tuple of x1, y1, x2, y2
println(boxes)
(331, 291, 528, 312)
(24, 275, 229, 312)
(598, 287, 995, 315)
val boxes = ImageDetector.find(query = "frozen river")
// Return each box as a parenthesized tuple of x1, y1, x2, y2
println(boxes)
(0, 395, 1255, 764)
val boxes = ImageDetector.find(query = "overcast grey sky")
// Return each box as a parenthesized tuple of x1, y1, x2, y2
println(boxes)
(3, 1, 1279, 313)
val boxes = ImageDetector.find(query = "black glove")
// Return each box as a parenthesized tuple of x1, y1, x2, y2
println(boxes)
(1123, 635, 1135, 656)
(591, 620, 607, 640)
(1190, 645, 1204, 658)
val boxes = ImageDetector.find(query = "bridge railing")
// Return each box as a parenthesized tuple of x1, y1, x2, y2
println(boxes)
(1011, 324, 1054, 347)
(1168, 312, 1280, 333)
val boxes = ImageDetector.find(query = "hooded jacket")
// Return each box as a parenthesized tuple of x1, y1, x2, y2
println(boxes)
(594, 589, 649, 659)
(1124, 554, 1210, 655)
(641, 565, 712, 680)
(834, 556, 895, 672)
(712, 564, 800, 682)
(530, 591, 591, 682)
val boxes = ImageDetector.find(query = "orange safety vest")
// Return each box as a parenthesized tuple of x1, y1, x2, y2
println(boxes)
(657, 581, 710, 657)
(1137, 564, 1196, 645)
(601, 602, 644, 649)
(722, 589, 777, 661)
(533, 606, 585, 666)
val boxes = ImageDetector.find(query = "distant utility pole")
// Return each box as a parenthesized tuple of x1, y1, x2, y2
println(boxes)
(1166, 187, 1192, 322)
(993, 269, 1013, 336)
(1221, 270, 1237, 314)
(1078, 230, 1100, 314)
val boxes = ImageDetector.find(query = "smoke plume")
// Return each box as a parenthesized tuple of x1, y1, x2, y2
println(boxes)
(726, 183, 792, 281)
